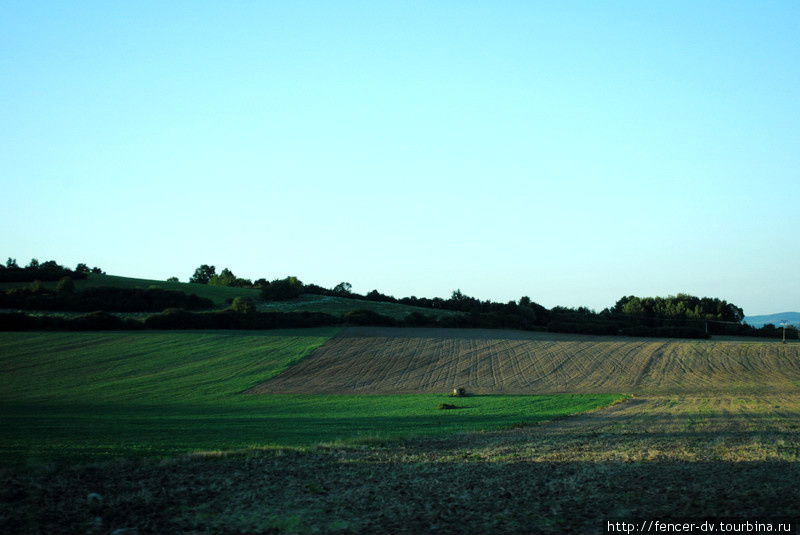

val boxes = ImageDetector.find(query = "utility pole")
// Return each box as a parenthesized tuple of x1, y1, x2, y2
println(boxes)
(780, 320, 788, 343)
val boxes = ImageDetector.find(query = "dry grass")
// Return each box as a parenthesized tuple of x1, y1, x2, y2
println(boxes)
(252, 327, 800, 395)
(393, 394, 800, 463)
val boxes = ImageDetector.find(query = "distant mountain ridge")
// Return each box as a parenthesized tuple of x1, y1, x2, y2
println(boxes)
(744, 312, 800, 327)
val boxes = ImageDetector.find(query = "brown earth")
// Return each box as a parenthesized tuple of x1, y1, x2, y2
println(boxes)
(7, 394, 800, 534)
(250, 327, 800, 395)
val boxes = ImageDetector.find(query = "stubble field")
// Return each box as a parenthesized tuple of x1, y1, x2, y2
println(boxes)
(254, 327, 800, 395)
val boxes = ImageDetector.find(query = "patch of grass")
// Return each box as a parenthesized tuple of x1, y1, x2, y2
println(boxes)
(0, 329, 338, 404)
(0, 331, 621, 462)
(0, 273, 466, 319)
(1, 394, 622, 463)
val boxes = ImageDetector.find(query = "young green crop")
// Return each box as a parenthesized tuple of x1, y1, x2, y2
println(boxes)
(0, 330, 621, 461)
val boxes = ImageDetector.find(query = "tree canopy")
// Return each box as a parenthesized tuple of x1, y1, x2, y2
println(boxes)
(610, 294, 744, 322)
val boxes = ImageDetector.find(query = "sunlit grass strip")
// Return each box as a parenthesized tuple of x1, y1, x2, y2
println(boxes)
(1, 393, 624, 462)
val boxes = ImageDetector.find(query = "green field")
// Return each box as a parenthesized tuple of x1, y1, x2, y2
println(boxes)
(3, 329, 800, 534)
(0, 330, 620, 462)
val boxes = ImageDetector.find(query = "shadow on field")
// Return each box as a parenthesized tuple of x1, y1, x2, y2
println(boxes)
(5, 396, 800, 462)
(338, 326, 797, 344)
(3, 453, 800, 535)
(338, 326, 613, 341)
(2, 397, 620, 462)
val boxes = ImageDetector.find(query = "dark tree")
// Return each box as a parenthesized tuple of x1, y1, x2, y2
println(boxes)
(207, 267, 253, 288)
(75, 263, 90, 274)
(166, 276, 179, 282)
(40, 260, 60, 272)
(209, 268, 236, 287)
(261, 276, 303, 301)
(190, 265, 216, 284)
(333, 282, 352, 295)
(611, 294, 743, 323)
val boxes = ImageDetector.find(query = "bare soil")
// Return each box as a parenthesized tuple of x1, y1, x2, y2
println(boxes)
(251, 327, 800, 395)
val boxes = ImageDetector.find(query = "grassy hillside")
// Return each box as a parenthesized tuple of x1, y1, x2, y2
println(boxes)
(257, 293, 461, 319)
(255, 326, 800, 395)
(0, 330, 619, 461)
(0, 273, 463, 319)
(0, 273, 259, 307)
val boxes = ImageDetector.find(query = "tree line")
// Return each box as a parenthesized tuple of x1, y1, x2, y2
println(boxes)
(5, 304, 795, 340)
(0, 281, 213, 312)
(179, 263, 798, 339)
(0, 258, 104, 283)
(0, 258, 794, 340)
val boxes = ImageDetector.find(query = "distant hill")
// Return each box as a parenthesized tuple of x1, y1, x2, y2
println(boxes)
(0, 273, 258, 307)
(0, 273, 461, 320)
(744, 312, 800, 327)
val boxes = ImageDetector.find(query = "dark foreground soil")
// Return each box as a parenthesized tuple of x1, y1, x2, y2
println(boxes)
(3, 395, 800, 534)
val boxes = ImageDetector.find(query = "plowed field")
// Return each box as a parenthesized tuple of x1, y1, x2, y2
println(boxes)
(252, 327, 800, 394)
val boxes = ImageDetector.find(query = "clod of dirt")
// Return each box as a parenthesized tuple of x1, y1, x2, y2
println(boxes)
(438, 403, 461, 410)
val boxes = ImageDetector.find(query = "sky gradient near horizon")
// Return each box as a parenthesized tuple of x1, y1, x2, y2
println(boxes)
(2, 1, 798, 315)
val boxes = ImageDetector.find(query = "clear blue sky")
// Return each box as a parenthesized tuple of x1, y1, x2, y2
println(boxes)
(2, 1, 798, 315)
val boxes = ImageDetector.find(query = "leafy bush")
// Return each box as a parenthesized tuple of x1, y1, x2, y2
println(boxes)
(69, 311, 125, 330)
(230, 297, 256, 314)
(145, 309, 338, 330)
(342, 310, 396, 326)
(0, 259, 86, 282)
(144, 308, 198, 329)
(56, 276, 75, 294)
(0, 286, 214, 312)
(261, 277, 303, 301)
(403, 312, 438, 327)
(209, 267, 253, 288)
(0, 311, 143, 331)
